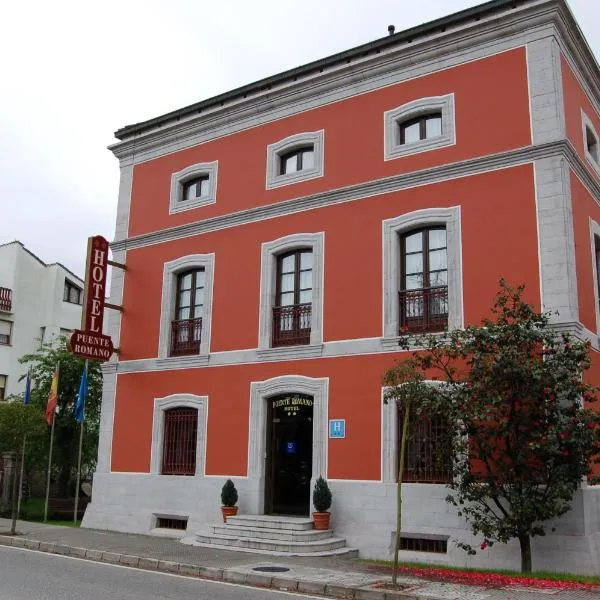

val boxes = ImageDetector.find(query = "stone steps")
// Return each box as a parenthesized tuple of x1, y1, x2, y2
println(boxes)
(195, 531, 348, 553)
(211, 524, 333, 541)
(192, 514, 358, 557)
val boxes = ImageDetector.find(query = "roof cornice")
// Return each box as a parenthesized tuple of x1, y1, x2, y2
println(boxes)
(110, 0, 564, 163)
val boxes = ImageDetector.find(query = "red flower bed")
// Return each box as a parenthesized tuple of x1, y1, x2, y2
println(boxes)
(367, 564, 600, 590)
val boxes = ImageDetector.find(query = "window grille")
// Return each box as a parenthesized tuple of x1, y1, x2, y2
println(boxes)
(400, 537, 447, 553)
(398, 407, 451, 483)
(161, 408, 198, 476)
(156, 516, 188, 530)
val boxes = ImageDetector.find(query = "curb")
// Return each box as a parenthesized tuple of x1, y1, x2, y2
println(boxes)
(0, 534, 416, 599)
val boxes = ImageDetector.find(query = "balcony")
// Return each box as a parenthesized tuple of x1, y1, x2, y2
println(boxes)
(170, 317, 202, 357)
(399, 285, 448, 334)
(272, 303, 311, 347)
(0, 288, 12, 312)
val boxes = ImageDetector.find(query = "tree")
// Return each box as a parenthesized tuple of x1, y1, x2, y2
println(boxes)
(19, 338, 102, 496)
(0, 402, 46, 533)
(383, 281, 600, 573)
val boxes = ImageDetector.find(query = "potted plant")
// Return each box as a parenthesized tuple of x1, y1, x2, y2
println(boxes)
(221, 479, 238, 522)
(312, 476, 332, 530)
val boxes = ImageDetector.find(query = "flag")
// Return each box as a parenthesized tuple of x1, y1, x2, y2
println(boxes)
(46, 370, 58, 425)
(74, 364, 88, 424)
(24, 370, 31, 405)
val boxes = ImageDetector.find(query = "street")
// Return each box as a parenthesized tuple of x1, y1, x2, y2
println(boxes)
(0, 546, 321, 600)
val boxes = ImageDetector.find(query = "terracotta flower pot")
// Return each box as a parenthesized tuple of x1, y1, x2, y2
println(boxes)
(312, 511, 330, 530)
(221, 506, 238, 522)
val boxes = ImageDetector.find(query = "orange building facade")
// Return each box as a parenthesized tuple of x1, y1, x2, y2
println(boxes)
(84, 0, 600, 572)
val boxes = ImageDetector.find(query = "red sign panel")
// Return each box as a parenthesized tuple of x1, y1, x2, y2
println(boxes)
(68, 330, 114, 361)
(81, 235, 109, 334)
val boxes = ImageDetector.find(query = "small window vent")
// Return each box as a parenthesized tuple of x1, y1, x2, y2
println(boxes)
(156, 517, 188, 530)
(400, 537, 447, 553)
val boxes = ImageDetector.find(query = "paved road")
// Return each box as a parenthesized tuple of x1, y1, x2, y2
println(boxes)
(0, 546, 321, 600)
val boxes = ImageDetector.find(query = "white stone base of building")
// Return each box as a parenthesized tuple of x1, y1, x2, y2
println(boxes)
(83, 473, 600, 574)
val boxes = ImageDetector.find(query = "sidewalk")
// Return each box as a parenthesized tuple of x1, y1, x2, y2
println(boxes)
(1, 518, 598, 600)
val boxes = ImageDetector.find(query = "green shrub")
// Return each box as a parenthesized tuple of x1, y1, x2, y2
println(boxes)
(221, 479, 238, 507)
(312, 476, 332, 512)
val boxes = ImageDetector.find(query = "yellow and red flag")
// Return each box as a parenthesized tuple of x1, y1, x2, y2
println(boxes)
(46, 370, 58, 425)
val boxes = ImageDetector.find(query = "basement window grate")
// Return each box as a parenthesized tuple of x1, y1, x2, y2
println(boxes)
(156, 517, 188, 530)
(400, 537, 447, 553)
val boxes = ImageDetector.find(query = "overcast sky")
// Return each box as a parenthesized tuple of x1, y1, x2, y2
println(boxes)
(1, 0, 599, 278)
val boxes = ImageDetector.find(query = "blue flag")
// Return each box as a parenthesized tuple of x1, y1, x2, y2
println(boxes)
(74, 364, 88, 424)
(24, 370, 31, 405)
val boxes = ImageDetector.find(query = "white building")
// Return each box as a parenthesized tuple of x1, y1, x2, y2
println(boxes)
(0, 241, 83, 399)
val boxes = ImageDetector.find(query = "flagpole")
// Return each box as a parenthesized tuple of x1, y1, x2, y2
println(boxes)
(73, 422, 84, 525)
(16, 436, 26, 517)
(44, 361, 59, 523)
(73, 360, 88, 525)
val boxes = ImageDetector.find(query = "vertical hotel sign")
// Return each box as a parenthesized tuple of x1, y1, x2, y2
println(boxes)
(67, 235, 114, 361)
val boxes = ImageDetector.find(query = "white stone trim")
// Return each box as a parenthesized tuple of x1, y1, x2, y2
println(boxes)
(258, 232, 324, 352)
(247, 375, 328, 514)
(384, 94, 455, 161)
(266, 131, 324, 189)
(158, 254, 215, 360)
(582, 111, 600, 178)
(150, 394, 208, 476)
(589, 218, 600, 336)
(382, 207, 463, 340)
(169, 161, 218, 214)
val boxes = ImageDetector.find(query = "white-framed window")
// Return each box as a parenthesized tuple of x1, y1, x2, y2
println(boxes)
(0, 320, 12, 345)
(266, 131, 324, 189)
(582, 111, 600, 174)
(258, 233, 324, 352)
(158, 254, 215, 360)
(382, 207, 462, 342)
(150, 394, 207, 476)
(169, 161, 218, 214)
(589, 219, 600, 334)
(384, 94, 455, 161)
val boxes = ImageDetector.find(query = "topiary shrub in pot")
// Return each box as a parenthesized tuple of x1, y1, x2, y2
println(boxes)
(221, 479, 239, 522)
(312, 476, 332, 530)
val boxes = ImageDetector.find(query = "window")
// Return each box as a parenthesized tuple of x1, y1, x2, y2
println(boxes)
(158, 254, 214, 361)
(399, 113, 442, 145)
(170, 269, 204, 357)
(169, 161, 218, 214)
(182, 175, 210, 201)
(382, 207, 462, 343)
(258, 233, 324, 353)
(582, 112, 600, 175)
(151, 394, 207, 476)
(0, 287, 12, 312)
(400, 537, 448, 553)
(384, 94, 455, 161)
(266, 131, 325, 189)
(0, 320, 12, 345)
(398, 405, 452, 483)
(399, 227, 448, 333)
(161, 407, 198, 475)
(272, 250, 313, 347)
(63, 280, 82, 305)
(0, 375, 6, 401)
(279, 147, 315, 175)
(587, 127, 599, 164)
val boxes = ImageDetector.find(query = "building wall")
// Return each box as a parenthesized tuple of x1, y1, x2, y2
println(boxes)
(126, 48, 531, 238)
(0, 243, 83, 397)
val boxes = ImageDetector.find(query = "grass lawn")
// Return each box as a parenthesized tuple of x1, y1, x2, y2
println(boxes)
(360, 559, 600, 588)
(18, 498, 81, 527)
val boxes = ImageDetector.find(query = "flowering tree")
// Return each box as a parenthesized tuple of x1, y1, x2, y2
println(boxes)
(383, 281, 600, 573)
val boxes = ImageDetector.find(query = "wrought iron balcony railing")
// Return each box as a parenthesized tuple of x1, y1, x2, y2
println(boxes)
(170, 317, 202, 356)
(399, 285, 448, 334)
(0, 287, 12, 312)
(272, 302, 311, 347)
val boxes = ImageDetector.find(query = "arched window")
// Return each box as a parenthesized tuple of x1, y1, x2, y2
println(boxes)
(399, 112, 442, 145)
(161, 407, 198, 476)
(399, 226, 448, 333)
(182, 175, 210, 201)
(279, 147, 315, 175)
(273, 250, 313, 346)
(170, 268, 204, 356)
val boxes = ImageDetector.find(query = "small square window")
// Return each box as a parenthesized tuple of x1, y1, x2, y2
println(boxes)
(587, 127, 599, 164)
(0, 320, 12, 345)
(279, 147, 315, 175)
(169, 162, 218, 214)
(64, 280, 82, 305)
